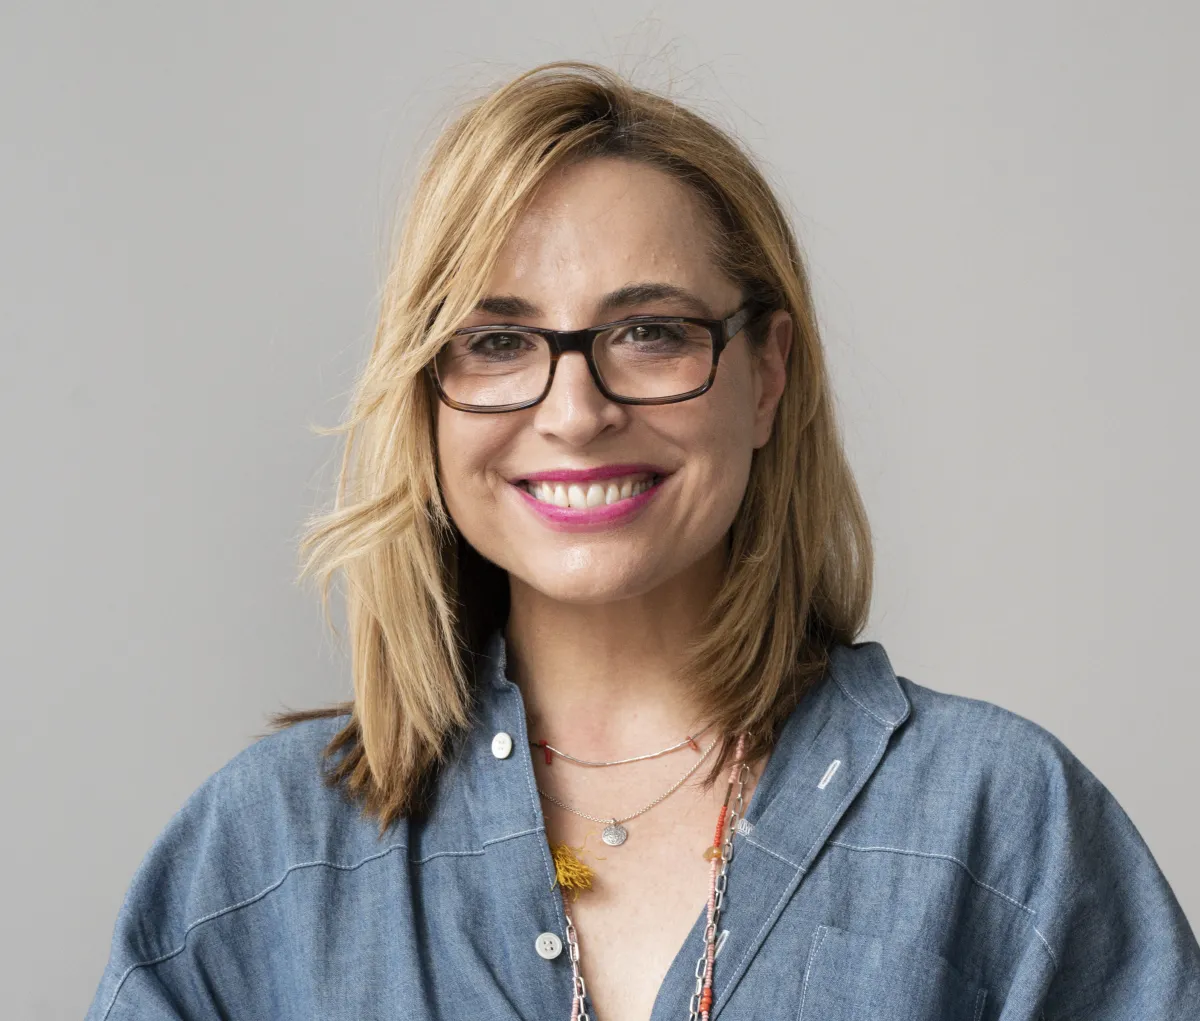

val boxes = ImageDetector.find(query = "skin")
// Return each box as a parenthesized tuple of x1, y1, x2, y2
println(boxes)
(436, 156, 792, 1020)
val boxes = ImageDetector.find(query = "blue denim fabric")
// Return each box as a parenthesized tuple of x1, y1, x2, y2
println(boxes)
(87, 634, 1200, 1020)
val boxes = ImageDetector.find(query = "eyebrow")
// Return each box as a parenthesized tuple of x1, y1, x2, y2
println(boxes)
(473, 294, 539, 318)
(472, 282, 715, 322)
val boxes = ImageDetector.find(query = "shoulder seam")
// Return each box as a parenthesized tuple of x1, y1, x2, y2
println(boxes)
(97, 841, 408, 1020)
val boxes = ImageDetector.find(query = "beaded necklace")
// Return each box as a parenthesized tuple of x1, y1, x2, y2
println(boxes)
(557, 734, 749, 1021)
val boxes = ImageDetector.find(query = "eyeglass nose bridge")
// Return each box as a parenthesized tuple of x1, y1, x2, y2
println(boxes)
(538, 327, 620, 403)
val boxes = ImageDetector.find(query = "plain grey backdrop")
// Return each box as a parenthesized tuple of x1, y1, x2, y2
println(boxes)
(2, 2, 1197, 1017)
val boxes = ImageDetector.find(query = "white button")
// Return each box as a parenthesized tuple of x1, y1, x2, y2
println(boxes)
(491, 731, 513, 759)
(535, 931, 563, 960)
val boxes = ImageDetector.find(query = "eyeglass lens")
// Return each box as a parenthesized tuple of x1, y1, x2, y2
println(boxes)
(434, 320, 715, 407)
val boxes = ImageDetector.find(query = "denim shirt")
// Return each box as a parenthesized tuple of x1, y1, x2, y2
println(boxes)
(87, 635, 1200, 1020)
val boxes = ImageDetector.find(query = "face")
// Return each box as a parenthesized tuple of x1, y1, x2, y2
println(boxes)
(435, 157, 791, 605)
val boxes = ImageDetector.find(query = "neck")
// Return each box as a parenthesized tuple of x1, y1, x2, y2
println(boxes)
(504, 547, 725, 760)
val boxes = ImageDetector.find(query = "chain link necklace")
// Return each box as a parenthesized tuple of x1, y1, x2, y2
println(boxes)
(561, 734, 749, 1021)
(537, 734, 720, 846)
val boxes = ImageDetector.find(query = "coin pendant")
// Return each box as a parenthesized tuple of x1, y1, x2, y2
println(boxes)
(601, 822, 628, 846)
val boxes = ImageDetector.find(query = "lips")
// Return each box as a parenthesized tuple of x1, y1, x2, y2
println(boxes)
(508, 463, 671, 527)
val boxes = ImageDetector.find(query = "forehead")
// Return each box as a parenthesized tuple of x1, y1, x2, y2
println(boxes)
(484, 157, 735, 317)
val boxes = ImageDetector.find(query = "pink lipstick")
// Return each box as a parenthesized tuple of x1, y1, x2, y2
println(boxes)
(509, 463, 669, 531)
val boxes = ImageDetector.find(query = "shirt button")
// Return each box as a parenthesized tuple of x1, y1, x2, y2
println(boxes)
(535, 931, 563, 960)
(491, 731, 514, 759)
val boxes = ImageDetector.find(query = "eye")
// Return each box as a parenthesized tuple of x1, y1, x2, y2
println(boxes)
(466, 331, 530, 353)
(619, 322, 688, 344)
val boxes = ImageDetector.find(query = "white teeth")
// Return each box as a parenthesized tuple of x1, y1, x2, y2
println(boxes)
(524, 474, 661, 508)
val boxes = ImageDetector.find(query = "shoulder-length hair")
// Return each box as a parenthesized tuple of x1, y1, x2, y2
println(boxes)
(281, 61, 873, 829)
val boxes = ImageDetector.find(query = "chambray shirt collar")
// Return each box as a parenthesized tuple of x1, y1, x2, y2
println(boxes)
(739, 642, 909, 856)
(461, 631, 915, 867)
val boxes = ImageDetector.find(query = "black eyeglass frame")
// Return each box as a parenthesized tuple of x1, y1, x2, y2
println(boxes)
(427, 301, 768, 413)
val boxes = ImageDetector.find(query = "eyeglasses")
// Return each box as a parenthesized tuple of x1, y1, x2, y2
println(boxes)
(427, 302, 766, 413)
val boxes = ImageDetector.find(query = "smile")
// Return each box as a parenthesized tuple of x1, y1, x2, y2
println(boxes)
(518, 473, 661, 509)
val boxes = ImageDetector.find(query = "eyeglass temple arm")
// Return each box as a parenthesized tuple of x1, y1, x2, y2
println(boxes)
(724, 301, 770, 342)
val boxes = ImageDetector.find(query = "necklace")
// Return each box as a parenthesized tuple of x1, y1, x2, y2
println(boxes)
(538, 734, 720, 846)
(561, 734, 749, 1021)
(531, 722, 715, 767)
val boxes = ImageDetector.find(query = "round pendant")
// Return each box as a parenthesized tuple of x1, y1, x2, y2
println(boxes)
(601, 822, 628, 846)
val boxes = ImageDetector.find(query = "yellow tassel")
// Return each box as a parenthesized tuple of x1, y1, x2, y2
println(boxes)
(550, 841, 597, 899)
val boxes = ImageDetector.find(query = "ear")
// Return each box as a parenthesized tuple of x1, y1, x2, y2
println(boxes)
(751, 310, 793, 449)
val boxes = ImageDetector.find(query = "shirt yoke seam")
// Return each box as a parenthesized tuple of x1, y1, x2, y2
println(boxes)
(827, 839, 1059, 967)
(101, 822, 551, 1019)
(98, 841, 408, 1020)
(412, 825, 544, 864)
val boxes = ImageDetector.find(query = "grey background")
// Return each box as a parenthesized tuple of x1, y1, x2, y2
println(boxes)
(2, 3, 1196, 1017)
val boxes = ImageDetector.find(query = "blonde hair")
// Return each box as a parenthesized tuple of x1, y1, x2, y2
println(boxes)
(282, 61, 873, 828)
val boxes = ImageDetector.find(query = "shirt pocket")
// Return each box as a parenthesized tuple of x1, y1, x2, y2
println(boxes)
(795, 925, 989, 1021)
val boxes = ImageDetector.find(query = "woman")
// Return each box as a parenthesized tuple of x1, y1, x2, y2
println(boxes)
(87, 62, 1199, 1020)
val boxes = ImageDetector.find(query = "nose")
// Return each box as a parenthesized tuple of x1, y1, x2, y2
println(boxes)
(531, 350, 625, 445)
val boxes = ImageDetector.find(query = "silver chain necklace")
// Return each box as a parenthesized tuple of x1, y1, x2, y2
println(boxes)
(530, 721, 715, 768)
(537, 734, 720, 846)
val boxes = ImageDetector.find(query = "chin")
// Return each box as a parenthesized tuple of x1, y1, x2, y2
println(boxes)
(509, 551, 671, 606)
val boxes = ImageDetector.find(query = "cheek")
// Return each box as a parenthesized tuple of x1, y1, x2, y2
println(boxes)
(683, 359, 762, 523)
(659, 394, 758, 542)
(435, 409, 512, 524)
(695, 422, 756, 526)
(695, 357, 760, 471)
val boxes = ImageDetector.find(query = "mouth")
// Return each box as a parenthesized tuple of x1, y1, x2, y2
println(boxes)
(515, 471, 665, 510)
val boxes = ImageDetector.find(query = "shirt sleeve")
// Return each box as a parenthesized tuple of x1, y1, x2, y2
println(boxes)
(84, 717, 359, 1021)
(86, 963, 209, 1021)
(1025, 753, 1200, 1020)
(83, 803, 231, 1021)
